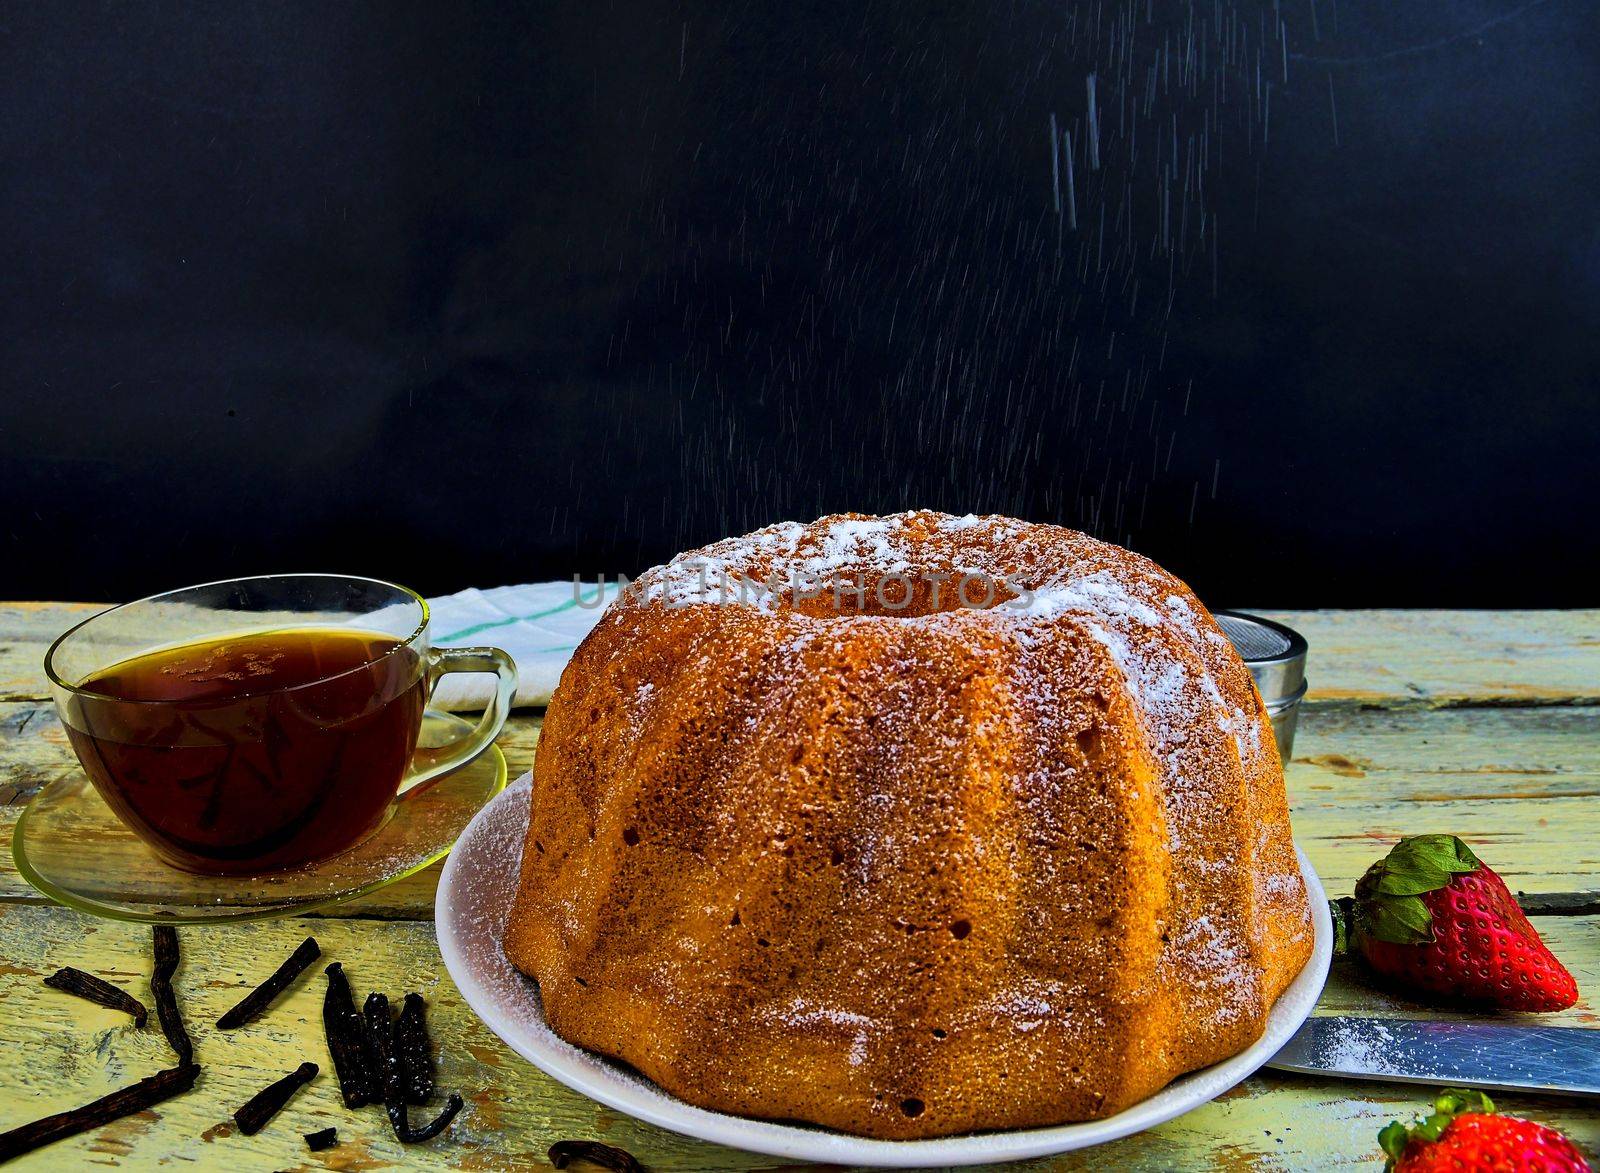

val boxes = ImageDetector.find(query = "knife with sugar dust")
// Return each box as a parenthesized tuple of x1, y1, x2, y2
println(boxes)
(1266, 1016, 1600, 1098)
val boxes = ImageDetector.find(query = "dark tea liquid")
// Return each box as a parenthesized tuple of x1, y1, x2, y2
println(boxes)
(60, 628, 425, 873)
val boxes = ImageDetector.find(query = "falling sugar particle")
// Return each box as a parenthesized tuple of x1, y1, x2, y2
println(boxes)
(1064, 131, 1078, 230)
(621, 1, 1318, 551)
(1327, 73, 1340, 146)
(1086, 72, 1101, 171)
(1049, 113, 1062, 216)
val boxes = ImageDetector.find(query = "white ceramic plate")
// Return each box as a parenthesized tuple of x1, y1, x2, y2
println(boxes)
(437, 774, 1332, 1168)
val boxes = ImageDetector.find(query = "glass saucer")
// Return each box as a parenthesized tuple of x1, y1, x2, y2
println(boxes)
(12, 710, 507, 924)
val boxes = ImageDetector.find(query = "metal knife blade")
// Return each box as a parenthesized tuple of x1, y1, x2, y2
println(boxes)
(1266, 1016, 1600, 1098)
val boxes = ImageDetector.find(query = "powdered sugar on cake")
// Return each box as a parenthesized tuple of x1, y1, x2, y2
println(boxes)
(505, 510, 1312, 1132)
(628, 512, 1269, 849)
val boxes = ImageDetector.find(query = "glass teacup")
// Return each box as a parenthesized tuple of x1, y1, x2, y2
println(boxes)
(45, 574, 516, 874)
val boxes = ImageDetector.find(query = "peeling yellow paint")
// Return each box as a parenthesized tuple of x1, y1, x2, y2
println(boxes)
(1301, 754, 1367, 777)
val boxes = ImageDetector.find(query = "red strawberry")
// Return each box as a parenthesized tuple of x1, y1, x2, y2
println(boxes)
(1380, 1087, 1592, 1172)
(1334, 834, 1578, 1012)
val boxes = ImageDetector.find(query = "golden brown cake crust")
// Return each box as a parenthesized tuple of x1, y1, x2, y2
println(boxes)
(505, 511, 1314, 1139)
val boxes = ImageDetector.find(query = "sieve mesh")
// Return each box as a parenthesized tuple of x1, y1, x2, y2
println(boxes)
(1216, 613, 1293, 660)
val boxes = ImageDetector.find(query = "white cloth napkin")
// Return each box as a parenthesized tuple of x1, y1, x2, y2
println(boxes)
(427, 581, 620, 710)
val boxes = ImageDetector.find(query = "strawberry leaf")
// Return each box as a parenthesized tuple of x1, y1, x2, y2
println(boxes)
(1361, 889, 1435, 945)
(1414, 1110, 1453, 1143)
(1434, 1087, 1495, 1117)
(1389, 835, 1480, 878)
(1377, 1120, 1409, 1167)
(1353, 836, 1482, 946)
(1371, 871, 1451, 897)
(1331, 897, 1354, 955)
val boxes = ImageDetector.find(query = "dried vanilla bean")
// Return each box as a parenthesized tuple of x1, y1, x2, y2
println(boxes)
(232, 1062, 318, 1136)
(392, 1092, 464, 1144)
(151, 926, 193, 1066)
(304, 1126, 338, 1151)
(547, 1139, 646, 1172)
(43, 968, 148, 1027)
(362, 991, 394, 1086)
(394, 992, 434, 1104)
(365, 990, 463, 1143)
(321, 963, 374, 1108)
(0, 1064, 199, 1162)
(216, 936, 320, 1029)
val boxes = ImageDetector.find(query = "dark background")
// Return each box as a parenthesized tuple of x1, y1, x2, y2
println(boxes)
(3, 1, 1596, 606)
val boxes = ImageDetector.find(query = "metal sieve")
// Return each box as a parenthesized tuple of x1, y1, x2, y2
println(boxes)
(1214, 611, 1308, 766)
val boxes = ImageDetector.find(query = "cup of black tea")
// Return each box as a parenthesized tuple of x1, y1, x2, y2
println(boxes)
(45, 575, 517, 875)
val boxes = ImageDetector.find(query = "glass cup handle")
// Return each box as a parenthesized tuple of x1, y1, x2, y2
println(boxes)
(399, 646, 518, 796)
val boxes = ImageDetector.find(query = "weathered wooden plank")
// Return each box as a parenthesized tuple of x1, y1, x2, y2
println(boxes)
(1257, 609, 1600, 707)
(1287, 703, 1600, 897)
(0, 702, 74, 807)
(1291, 704, 1600, 803)
(6, 602, 1598, 707)
(0, 908, 1594, 1171)
(3, 702, 1596, 912)
(0, 602, 100, 701)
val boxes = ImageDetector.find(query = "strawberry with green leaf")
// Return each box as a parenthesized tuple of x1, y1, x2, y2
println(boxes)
(1380, 1088, 1591, 1171)
(1334, 834, 1578, 1012)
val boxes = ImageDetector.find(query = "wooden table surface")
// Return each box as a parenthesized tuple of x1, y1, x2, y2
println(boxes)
(0, 603, 1596, 1171)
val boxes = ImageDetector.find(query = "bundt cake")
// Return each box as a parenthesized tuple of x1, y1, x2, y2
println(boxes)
(505, 510, 1313, 1140)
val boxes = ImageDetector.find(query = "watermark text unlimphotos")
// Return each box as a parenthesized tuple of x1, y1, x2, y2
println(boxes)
(572, 564, 1035, 611)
